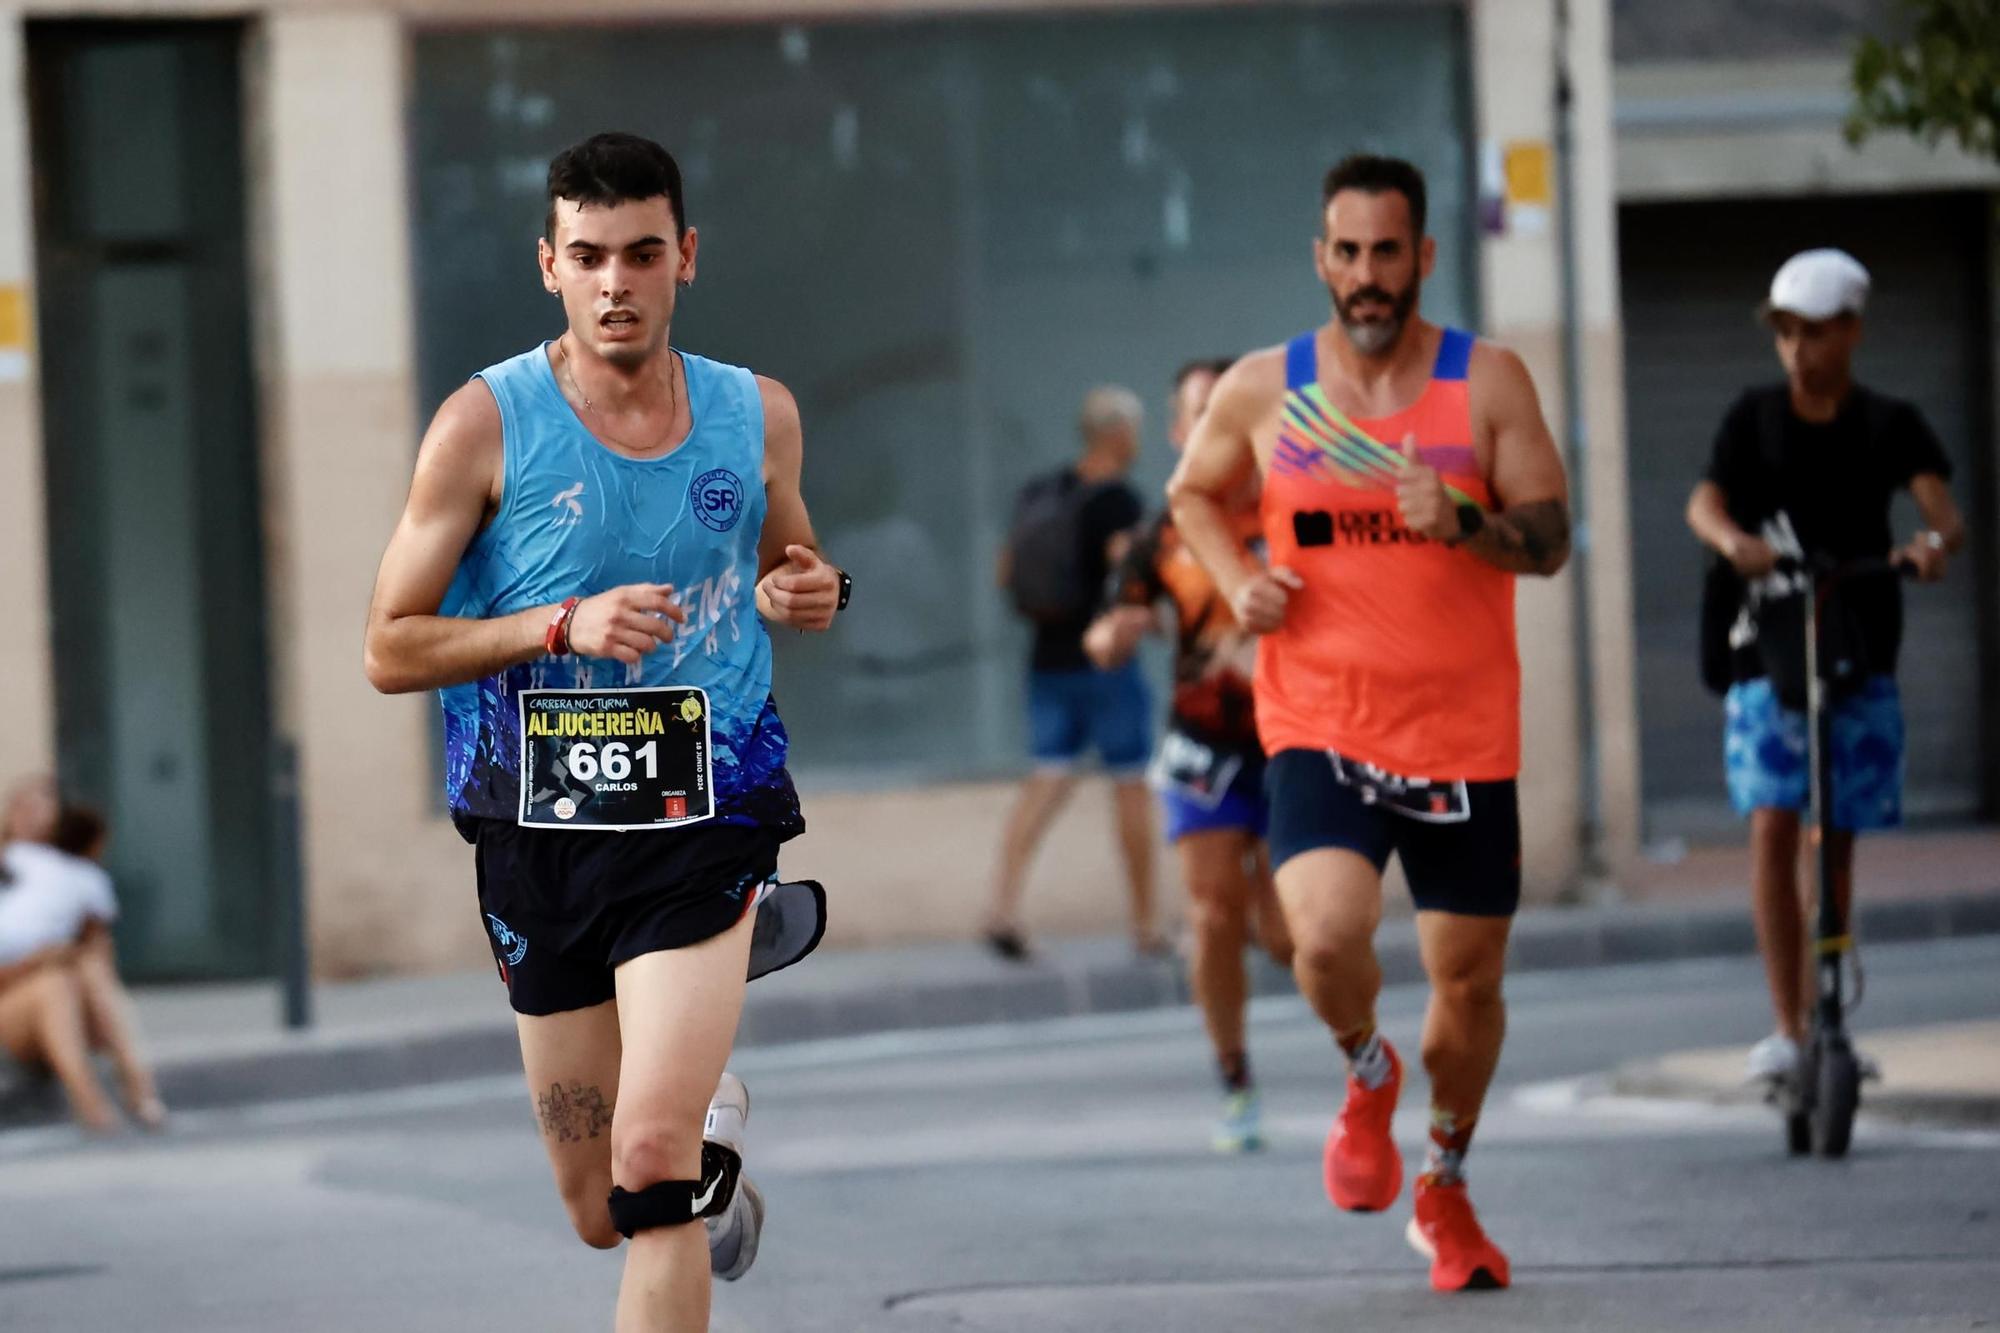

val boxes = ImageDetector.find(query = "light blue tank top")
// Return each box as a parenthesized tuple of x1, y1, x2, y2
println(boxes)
(438, 343, 800, 833)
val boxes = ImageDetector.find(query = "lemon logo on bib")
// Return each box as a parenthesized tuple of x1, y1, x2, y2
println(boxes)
(680, 696, 705, 723)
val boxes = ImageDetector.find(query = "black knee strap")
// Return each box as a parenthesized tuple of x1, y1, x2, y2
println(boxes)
(607, 1141, 741, 1237)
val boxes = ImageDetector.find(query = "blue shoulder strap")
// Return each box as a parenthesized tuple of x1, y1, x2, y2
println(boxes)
(1432, 327, 1474, 381)
(1285, 332, 1317, 392)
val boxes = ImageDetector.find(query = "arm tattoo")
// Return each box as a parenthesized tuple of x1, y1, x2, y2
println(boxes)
(535, 1082, 614, 1143)
(1466, 498, 1571, 575)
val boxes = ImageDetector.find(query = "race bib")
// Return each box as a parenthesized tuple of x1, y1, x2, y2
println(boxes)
(1327, 750, 1470, 824)
(518, 687, 714, 831)
(1149, 729, 1246, 811)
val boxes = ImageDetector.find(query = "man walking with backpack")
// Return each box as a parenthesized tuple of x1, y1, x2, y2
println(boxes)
(985, 385, 1160, 960)
(1685, 248, 1965, 1083)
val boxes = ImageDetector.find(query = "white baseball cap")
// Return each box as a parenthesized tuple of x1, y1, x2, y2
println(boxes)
(1765, 248, 1870, 321)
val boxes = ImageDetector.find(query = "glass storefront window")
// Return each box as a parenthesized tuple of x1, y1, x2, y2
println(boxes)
(411, 5, 1473, 784)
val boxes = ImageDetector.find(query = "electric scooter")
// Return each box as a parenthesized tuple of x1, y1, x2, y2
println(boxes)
(1771, 554, 1911, 1159)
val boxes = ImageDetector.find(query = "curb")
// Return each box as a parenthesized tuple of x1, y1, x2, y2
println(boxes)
(1609, 1062, 2000, 1129)
(4, 888, 1997, 1126)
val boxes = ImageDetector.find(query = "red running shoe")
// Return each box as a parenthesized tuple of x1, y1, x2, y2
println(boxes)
(1322, 1038, 1403, 1212)
(1406, 1172, 1511, 1291)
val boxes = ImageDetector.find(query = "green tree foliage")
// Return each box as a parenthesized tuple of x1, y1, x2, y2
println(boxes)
(1846, 0, 2000, 162)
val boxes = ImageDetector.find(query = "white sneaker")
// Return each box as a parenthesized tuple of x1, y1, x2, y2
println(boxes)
(704, 1073, 764, 1281)
(1745, 1033, 1801, 1082)
(708, 1176, 763, 1281)
(1212, 1089, 1265, 1154)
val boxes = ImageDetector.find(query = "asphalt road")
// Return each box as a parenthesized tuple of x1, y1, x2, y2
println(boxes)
(2, 937, 1995, 1332)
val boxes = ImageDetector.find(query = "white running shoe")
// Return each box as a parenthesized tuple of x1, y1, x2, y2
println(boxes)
(708, 1176, 763, 1281)
(1745, 1033, 1801, 1082)
(704, 1072, 764, 1281)
(1212, 1089, 1265, 1154)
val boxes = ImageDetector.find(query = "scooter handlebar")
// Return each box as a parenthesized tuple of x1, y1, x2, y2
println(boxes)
(1771, 553, 1917, 583)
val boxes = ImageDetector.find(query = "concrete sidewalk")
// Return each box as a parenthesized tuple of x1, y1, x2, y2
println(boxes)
(3, 883, 1997, 1129)
(1621, 827, 2000, 908)
(1612, 1020, 2000, 1126)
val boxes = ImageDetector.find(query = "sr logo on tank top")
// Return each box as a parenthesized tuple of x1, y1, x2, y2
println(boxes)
(692, 468, 746, 533)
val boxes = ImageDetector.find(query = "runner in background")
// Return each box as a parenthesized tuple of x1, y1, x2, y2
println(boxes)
(1168, 154, 1570, 1293)
(1086, 357, 1291, 1152)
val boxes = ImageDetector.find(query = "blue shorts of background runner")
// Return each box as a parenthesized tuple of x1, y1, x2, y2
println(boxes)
(1724, 675, 1903, 831)
(1157, 759, 1267, 843)
(1028, 662, 1151, 774)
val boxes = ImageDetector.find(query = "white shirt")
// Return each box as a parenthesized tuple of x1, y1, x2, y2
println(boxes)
(0, 842, 118, 966)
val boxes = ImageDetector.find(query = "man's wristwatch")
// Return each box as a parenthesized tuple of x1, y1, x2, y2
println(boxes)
(1450, 502, 1485, 546)
(835, 568, 853, 611)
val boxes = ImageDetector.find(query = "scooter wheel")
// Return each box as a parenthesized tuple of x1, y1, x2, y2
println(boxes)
(1786, 1111, 1811, 1156)
(1812, 1045, 1859, 1159)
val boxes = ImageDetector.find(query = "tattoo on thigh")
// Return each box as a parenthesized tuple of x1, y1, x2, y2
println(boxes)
(535, 1082, 614, 1143)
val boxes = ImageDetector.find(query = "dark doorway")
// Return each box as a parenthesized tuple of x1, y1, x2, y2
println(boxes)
(28, 21, 274, 979)
(1620, 192, 1994, 840)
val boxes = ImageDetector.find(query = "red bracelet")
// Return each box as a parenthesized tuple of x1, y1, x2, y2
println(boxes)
(545, 596, 581, 656)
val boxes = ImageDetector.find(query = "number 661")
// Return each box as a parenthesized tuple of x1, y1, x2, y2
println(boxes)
(565, 740, 659, 782)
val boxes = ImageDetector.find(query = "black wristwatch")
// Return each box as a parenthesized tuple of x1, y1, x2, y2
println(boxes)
(1451, 503, 1485, 545)
(835, 568, 853, 611)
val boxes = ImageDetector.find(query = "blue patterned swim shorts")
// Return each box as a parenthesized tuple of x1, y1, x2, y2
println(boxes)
(1723, 675, 1903, 831)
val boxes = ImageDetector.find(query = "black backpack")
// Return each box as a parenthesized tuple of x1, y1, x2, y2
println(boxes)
(1697, 557, 1746, 696)
(1697, 388, 1895, 705)
(1006, 471, 1101, 623)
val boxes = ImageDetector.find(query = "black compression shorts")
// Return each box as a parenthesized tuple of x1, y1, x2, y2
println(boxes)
(1265, 748, 1520, 917)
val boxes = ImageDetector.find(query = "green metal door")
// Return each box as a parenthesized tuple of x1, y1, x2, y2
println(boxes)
(28, 21, 274, 980)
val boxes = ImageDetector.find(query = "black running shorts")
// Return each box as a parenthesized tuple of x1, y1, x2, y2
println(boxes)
(1265, 748, 1521, 917)
(459, 815, 784, 1016)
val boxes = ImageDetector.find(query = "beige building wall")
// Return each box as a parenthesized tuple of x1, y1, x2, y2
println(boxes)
(7, 0, 1633, 973)
(1616, 59, 2000, 203)
(257, 12, 472, 976)
(1469, 0, 1636, 896)
(0, 11, 56, 790)
(1568, 0, 1644, 882)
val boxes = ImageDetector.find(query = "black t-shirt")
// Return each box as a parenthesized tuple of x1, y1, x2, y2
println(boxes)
(1704, 384, 1952, 677)
(1026, 472, 1143, 672)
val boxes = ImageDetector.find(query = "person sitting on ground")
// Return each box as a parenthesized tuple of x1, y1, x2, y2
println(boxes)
(0, 782, 166, 1131)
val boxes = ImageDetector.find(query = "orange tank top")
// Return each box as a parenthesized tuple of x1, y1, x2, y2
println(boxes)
(1254, 327, 1520, 780)
(1113, 508, 1264, 754)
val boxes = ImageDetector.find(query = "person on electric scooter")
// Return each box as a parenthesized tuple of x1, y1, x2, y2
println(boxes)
(1685, 248, 1966, 1084)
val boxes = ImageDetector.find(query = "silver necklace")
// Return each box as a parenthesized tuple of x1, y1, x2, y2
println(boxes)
(559, 337, 678, 443)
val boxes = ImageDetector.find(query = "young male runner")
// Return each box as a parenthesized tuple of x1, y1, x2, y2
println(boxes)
(1168, 154, 1570, 1292)
(364, 132, 840, 1331)
(1085, 358, 1292, 1152)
